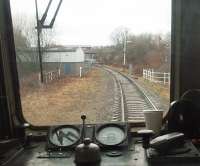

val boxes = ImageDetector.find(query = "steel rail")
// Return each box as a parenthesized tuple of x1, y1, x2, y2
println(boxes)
(119, 81, 125, 122)
(103, 68, 125, 122)
(119, 72, 158, 111)
(103, 66, 158, 123)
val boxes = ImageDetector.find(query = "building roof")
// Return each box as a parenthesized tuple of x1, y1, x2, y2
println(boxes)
(16, 45, 93, 53)
(45, 47, 77, 52)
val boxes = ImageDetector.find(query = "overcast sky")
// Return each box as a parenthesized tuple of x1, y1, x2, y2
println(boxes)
(10, 0, 171, 46)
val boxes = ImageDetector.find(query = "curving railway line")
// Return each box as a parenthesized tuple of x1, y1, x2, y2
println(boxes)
(103, 67, 158, 125)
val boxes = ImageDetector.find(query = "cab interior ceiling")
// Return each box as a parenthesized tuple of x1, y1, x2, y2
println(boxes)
(0, 0, 200, 164)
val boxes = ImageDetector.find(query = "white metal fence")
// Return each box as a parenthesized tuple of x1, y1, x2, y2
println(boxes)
(39, 69, 61, 84)
(143, 69, 170, 85)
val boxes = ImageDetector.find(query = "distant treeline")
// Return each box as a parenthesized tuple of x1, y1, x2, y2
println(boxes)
(94, 32, 170, 75)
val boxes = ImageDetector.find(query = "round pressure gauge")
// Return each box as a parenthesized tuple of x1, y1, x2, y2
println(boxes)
(48, 125, 81, 148)
(96, 124, 126, 146)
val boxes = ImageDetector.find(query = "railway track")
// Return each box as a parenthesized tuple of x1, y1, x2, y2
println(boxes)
(104, 67, 158, 125)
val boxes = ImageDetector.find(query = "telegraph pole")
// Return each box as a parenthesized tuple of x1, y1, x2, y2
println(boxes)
(123, 32, 127, 66)
(35, 0, 44, 83)
(35, 0, 63, 83)
(123, 30, 128, 68)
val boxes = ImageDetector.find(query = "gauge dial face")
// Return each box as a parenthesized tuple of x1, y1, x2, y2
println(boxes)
(50, 126, 80, 147)
(96, 126, 125, 146)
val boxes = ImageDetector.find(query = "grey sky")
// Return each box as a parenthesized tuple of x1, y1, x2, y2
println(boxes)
(10, 0, 171, 46)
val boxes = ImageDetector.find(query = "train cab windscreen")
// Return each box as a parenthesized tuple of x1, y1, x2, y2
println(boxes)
(10, 0, 171, 126)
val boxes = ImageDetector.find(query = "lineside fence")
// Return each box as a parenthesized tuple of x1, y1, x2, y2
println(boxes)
(39, 69, 61, 84)
(143, 69, 170, 85)
(79, 62, 93, 78)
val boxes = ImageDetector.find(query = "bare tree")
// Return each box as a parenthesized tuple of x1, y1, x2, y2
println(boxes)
(13, 13, 56, 49)
(110, 26, 130, 46)
(12, 14, 57, 78)
(95, 29, 171, 74)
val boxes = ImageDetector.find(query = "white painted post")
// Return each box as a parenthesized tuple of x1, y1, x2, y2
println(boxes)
(151, 69, 154, 82)
(150, 69, 152, 81)
(146, 69, 148, 80)
(145, 69, 147, 80)
(150, 69, 151, 81)
(164, 72, 166, 85)
(58, 69, 61, 77)
(143, 69, 144, 79)
(38, 73, 41, 82)
(147, 69, 148, 80)
(50, 72, 53, 81)
(149, 69, 151, 81)
(45, 73, 48, 83)
(80, 67, 82, 78)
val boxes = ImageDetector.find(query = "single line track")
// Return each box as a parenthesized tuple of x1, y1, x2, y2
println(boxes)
(103, 67, 158, 125)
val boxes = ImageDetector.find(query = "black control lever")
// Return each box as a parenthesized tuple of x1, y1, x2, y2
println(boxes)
(81, 114, 86, 142)
(137, 130, 154, 149)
